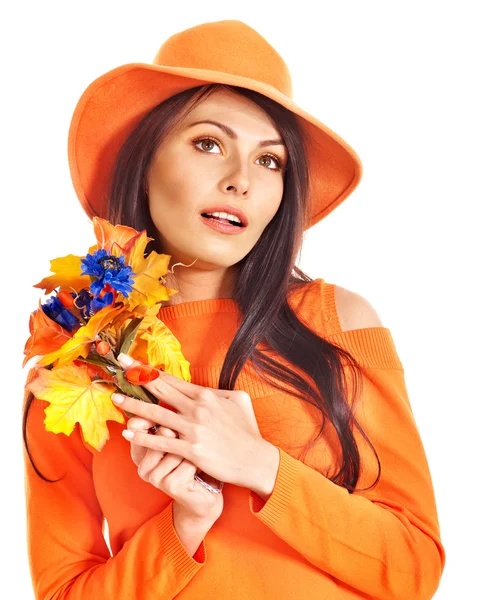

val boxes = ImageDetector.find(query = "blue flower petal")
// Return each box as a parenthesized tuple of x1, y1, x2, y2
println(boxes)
(41, 296, 80, 332)
(90, 292, 114, 313)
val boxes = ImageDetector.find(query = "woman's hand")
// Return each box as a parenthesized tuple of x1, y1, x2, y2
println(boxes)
(125, 415, 224, 523)
(112, 353, 275, 491)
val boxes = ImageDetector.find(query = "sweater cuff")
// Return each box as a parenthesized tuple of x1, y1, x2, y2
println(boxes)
(155, 501, 206, 581)
(249, 447, 299, 528)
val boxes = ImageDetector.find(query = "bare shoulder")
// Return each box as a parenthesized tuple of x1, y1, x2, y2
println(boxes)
(334, 285, 384, 332)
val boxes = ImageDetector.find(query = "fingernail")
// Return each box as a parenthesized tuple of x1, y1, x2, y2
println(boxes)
(111, 392, 125, 404)
(118, 353, 134, 367)
(122, 429, 134, 440)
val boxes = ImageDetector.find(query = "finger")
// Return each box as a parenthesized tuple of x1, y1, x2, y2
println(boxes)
(127, 416, 157, 432)
(122, 429, 191, 460)
(146, 369, 213, 402)
(130, 425, 177, 465)
(158, 425, 178, 437)
(127, 417, 178, 438)
(138, 449, 184, 481)
(162, 458, 198, 491)
(130, 440, 148, 466)
(112, 392, 190, 435)
(148, 372, 233, 400)
(126, 417, 156, 465)
(149, 455, 190, 490)
(117, 354, 192, 413)
(117, 353, 232, 407)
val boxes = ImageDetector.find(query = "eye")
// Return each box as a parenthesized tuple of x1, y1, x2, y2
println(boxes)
(257, 154, 283, 171)
(193, 137, 222, 155)
(191, 136, 284, 172)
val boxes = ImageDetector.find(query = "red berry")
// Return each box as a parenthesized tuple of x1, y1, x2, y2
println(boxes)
(57, 291, 75, 308)
(96, 340, 111, 355)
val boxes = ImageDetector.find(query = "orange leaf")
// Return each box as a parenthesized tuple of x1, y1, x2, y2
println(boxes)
(23, 302, 73, 367)
(93, 216, 141, 257)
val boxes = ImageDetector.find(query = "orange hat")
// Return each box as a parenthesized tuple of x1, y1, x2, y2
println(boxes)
(67, 19, 362, 230)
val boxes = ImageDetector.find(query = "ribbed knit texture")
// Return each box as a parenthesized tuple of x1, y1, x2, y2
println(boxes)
(23, 278, 445, 599)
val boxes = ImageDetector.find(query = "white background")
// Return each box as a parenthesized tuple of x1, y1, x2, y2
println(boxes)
(3, 1, 478, 597)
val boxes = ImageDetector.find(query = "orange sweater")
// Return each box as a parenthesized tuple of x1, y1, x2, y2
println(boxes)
(23, 278, 446, 599)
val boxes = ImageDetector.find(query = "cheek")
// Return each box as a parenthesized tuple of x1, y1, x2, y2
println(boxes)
(262, 187, 284, 224)
(243, 194, 283, 248)
(149, 154, 188, 197)
(148, 166, 202, 222)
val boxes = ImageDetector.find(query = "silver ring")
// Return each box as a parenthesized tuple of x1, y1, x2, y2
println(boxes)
(194, 473, 224, 494)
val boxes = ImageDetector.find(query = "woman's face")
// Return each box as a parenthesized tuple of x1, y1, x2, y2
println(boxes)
(146, 89, 287, 271)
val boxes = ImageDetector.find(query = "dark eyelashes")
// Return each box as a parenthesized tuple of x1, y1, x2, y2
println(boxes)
(191, 136, 285, 171)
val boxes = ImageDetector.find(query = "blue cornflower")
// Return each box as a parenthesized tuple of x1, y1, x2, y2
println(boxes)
(42, 296, 80, 332)
(81, 249, 135, 298)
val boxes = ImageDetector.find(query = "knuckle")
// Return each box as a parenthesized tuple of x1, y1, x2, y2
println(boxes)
(195, 389, 213, 404)
(190, 442, 204, 460)
(163, 474, 179, 495)
(150, 471, 164, 489)
(235, 390, 251, 402)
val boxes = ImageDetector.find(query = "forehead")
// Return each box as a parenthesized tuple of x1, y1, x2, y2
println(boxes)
(183, 89, 281, 137)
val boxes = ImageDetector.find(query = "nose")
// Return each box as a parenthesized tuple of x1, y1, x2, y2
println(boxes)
(220, 159, 250, 196)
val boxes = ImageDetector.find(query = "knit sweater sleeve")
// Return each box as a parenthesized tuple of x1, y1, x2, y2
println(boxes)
(23, 367, 206, 600)
(248, 326, 446, 600)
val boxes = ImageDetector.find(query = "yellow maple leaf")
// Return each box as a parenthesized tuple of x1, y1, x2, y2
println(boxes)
(38, 303, 126, 367)
(26, 364, 125, 452)
(125, 231, 174, 307)
(34, 254, 92, 294)
(130, 317, 191, 381)
(132, 302, 171, 330)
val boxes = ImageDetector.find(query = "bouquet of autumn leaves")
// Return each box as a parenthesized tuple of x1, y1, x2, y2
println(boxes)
(23, 217, 191, 452)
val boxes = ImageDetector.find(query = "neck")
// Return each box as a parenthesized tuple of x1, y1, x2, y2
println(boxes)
(160, 265, 237, 307)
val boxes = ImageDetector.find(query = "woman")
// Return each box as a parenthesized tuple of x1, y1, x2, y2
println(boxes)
(22, 19, 446, 600)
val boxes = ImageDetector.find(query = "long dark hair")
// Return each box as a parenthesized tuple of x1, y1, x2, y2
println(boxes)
(23, 84, 380, 492)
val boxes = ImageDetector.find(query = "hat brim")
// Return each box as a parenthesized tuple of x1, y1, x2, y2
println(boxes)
(68, 63, 362, 229)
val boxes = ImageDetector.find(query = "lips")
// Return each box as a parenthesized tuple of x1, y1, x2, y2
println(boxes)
(199, 204, 249, 227)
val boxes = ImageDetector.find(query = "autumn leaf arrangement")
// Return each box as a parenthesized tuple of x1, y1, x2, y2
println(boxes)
(23, 217, 191, 451)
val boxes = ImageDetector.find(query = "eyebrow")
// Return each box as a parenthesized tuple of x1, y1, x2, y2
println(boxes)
(187, 119, 286, 148)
